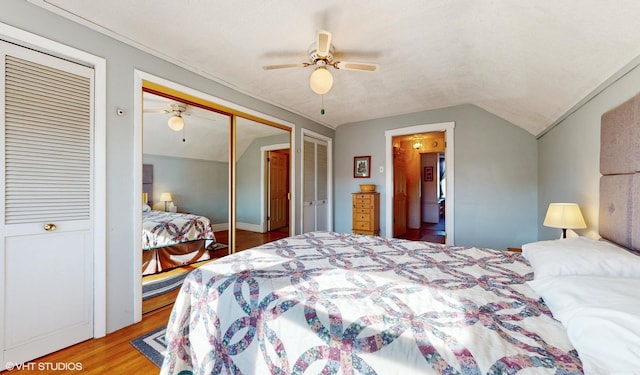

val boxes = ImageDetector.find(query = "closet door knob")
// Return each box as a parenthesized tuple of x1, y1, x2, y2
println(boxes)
(44, 223, 57, 231)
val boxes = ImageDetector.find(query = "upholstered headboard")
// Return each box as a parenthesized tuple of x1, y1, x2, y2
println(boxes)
(600, 93, 640, 251)
(143, 164, 153, 205)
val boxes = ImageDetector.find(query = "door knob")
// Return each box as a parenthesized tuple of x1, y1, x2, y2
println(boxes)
(44, 223, 57, 232)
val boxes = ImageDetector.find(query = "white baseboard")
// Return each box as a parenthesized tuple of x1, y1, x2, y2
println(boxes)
(237, 222, 263, 233)
(211, 222, 264, 233)
(211, 223, 228, 232)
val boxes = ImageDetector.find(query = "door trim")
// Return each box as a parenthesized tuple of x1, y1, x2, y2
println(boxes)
(0, 22, 107, 339)
(300, 129, 333, 232)
(385, 122, 454, 244)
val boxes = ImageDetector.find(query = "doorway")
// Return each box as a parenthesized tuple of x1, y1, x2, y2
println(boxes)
(391, 132, 445, 243)
(385, 122, 455, 245)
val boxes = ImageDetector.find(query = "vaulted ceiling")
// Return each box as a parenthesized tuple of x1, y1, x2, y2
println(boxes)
(36, 0, 640, 136)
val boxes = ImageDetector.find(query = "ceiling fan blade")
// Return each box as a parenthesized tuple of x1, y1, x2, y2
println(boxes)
(334, 61, 378, 72)
(144, 108, 170, 114)
(262, 63, 307, 70)
(316, 30, 332, 57)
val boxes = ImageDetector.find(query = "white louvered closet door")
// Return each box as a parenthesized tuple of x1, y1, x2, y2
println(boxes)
(302, 136, 328, 233)
(0, 41, 94, 367)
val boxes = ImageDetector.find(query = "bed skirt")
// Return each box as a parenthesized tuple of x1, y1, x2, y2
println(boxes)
(142, 240, 227, 276)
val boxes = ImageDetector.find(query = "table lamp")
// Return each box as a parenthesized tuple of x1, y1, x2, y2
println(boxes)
(543, 203, 586, 238)
(159, 192, 173, 212)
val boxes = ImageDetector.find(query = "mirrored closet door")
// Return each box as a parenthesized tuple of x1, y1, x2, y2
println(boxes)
(141, 85, 292, 265)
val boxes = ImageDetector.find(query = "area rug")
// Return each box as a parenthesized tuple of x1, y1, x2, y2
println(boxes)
(143, 271, 190, 300)
(130, 326, 167, 368)
(142, 244, 227, 300)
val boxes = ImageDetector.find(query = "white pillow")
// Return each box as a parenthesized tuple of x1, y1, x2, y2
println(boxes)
(142, 203, 151, 213)
(522, 236, 640, 279)
(527, 276, 640, 375)
(527, 275, 640, 323)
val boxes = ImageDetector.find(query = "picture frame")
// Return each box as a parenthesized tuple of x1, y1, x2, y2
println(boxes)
(424, 166, 434, 181)
(354, 155, 371, 178)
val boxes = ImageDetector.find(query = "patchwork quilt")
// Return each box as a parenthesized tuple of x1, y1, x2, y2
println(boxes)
(161, 231, 582, 374)
(142, 210, 215, 250)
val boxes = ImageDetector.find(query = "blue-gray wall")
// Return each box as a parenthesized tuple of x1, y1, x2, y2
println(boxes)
(142, 155, 229, 224)
(335, 104, 538, 250)
(236, 133, 291, 226)
(144, 132, 291, 229)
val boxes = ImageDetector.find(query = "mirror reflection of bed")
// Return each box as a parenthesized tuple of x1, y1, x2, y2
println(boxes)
(141, 91, 291, 313)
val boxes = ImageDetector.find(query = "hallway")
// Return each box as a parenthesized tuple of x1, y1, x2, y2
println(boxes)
(396, 218, 445, 244)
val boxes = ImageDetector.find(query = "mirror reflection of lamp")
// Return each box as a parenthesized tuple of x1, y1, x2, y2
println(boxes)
(159, 192, 173, 212)
(543, 203, 586, 238)
(167, 114, 184, 131)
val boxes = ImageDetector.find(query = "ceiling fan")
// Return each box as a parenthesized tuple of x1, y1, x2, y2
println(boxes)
(262, 30, 378, 95)
(144, 103, 189, 131)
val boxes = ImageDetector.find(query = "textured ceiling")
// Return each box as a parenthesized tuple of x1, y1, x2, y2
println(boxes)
(35, 0, 640, 136)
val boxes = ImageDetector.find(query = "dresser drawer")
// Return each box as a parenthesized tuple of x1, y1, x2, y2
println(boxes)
(353, 194, 374, 205)
(354, 208, 370, 215)
(354, 220, 372, 231)
(354, 212, 371, 222)
(353, 203, 372, 210)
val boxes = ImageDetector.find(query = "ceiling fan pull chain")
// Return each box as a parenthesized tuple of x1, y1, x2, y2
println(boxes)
(321, 94, 325, 115)
(182, 125, 186, 142)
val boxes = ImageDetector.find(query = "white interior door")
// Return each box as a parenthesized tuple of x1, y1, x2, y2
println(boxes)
(0, 42, 94, 368)
(302, 135, 329, 232)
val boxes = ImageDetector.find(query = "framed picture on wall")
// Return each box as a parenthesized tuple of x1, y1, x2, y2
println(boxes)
(354, 156, 371, 178)
(424, 166, 434, 181)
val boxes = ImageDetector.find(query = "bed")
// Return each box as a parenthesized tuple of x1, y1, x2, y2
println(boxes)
(142, 206, 222, 276)
(160, 92, 640, 374)
(161, 231, 585, 374)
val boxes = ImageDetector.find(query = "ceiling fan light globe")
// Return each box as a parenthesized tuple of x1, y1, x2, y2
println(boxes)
(168, 115, 184, 131)
(309, 67, 333, 95)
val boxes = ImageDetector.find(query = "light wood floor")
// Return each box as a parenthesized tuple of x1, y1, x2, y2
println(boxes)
(0, 229, 293, 374)
(396, 219, 446, 244)
(215, 227, 290, 252)
(1, 305, 172, 374)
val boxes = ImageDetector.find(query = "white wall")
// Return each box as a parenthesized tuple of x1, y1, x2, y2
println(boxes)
(538, 58, 640, 240)
(335, 104, 539, 250)
(3, 0, 332, 333)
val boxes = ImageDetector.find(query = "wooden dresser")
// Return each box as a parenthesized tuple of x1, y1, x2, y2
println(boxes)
(352, 192, 380, 236)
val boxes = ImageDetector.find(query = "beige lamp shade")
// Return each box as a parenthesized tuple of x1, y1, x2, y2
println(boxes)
(543, 203, 586, 238)
(159, 192, 173, 211)
(309, 67, 333, 94)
